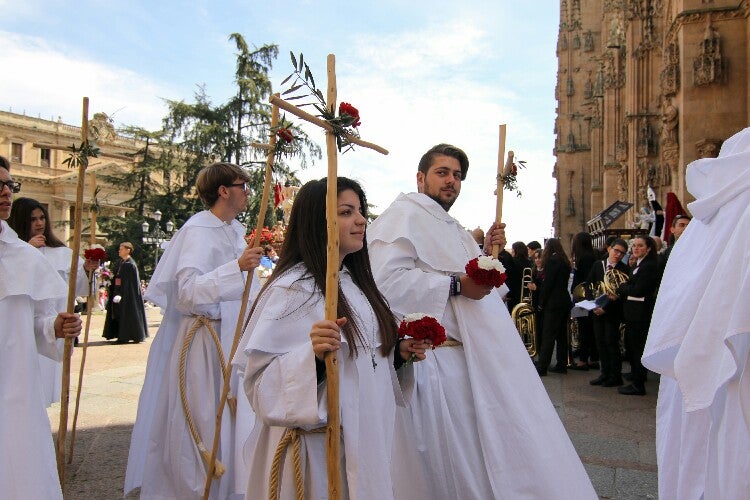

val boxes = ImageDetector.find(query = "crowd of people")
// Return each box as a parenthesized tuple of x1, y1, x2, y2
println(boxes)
(3, 127, 748, 500)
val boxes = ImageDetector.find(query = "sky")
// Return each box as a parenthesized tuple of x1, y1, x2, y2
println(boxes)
(0, 0, 560, 244)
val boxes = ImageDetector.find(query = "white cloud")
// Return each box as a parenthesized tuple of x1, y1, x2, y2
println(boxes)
(0, 31, 175, 130)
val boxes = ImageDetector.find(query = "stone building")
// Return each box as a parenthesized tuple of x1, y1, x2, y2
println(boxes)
(0, 110, 159, 244)
(554, 0, 749, 249)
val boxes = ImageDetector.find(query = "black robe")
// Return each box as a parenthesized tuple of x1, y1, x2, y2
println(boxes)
(103, 257, 148, 343)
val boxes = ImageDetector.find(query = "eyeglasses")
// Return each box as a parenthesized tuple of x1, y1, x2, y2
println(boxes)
(0, 180, 21, 193)
(226, 182, 250, 192)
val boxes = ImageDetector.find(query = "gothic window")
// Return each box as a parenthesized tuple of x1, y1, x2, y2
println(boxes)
(11, 143, 22, 163)
(40, 148, 51, 168)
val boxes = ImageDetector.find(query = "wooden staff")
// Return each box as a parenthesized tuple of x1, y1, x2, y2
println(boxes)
(323, 54, 343, 500)
(492, 124, 514, 259)
(57, 97, 89, 484)
(201, 99, 280, 500)
(68, 173, 98, 463)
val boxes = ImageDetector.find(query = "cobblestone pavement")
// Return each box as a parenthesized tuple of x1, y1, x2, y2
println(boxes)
(48, 308, 658, 499)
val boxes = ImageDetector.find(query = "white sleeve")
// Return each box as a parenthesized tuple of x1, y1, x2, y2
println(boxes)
(34, 298, 61, 361)
(174, 260, 246, 315)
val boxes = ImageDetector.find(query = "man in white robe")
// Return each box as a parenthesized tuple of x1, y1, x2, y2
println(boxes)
(643, 127, 750, 499)
(124, 162, 262, 499)
(367, 144, 597, 499)
(1, 158, 82, 500)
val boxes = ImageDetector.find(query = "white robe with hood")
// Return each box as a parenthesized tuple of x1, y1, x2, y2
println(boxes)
(235, 263, 416, 500)
(643, 127, 750, 500)
(367, 192, 597, 500)
(124, 210, 258, 500)
(0, 221, 67, 500)
(37, 245, 89, 407)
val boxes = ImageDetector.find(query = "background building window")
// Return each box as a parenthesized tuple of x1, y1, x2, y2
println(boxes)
(41, 148, 51, 167)
(11, 143, 22, 163)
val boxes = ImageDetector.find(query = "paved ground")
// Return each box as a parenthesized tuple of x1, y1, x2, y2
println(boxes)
(48, 309, 659, 499)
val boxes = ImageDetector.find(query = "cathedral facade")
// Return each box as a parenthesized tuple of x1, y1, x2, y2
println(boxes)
(554, 0, 749, 247)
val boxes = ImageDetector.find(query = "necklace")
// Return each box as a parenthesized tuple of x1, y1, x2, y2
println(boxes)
(351, 280, 378, 371)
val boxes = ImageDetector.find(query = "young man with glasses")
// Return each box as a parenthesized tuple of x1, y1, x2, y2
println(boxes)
(587, 238, 630, 388)
(125, 162, 264, 499)
(0, 155, 82, 499)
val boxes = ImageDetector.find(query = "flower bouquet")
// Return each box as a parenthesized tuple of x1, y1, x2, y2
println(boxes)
(398, 313, 447, 363)
(247, 227, 275, 246)
(84, 244, 107, 261)
(465, 255, 507, 287)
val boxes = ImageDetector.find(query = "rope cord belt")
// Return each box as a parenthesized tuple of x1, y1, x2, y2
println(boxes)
(437, 339, 463, 348)
(268, 426, 331, 500)
(178, 315, 232, 479)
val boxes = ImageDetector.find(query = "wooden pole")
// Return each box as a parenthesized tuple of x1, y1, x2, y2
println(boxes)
(68, 173, 97, 463)
(324, 53, 343, 500)
(201, 99, 280, 500)
(57, 97, 89, 485)
(492, 124, 507, 259)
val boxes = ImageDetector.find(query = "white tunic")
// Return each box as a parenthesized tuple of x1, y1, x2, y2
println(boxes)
(367, 192, 597, 500)
(643, 127, 750, 500)
(235, 264, 413, 500)
(125, 210, 258, 500)
(37, 245, 89, 407)
(0, 221, 67, 500)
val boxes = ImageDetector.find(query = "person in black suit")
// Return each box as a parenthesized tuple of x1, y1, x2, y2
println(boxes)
(570, 232, 599, 370)
(614, 235, 660, 395)
(535, 238, 572, 375)
(587, 238, 629, 387)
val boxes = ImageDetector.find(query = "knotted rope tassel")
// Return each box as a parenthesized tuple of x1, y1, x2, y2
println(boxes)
(268, 427, 328, 500)
(178, 316, 231, 479)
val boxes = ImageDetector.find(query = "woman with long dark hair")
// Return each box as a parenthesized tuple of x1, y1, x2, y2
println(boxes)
(8, 197, 94, 406)
(615, 235, 660, 395)
(236, 177, 429, 499)
(570, 231, 599, 370)
(536, 238, 573, 375)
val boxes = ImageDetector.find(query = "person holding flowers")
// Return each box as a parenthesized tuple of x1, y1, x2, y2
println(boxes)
(367, 143, 597, 499)
(8, 196, 98, 406)
(235, 177, 429, 499)
(0, 156, 82, 499)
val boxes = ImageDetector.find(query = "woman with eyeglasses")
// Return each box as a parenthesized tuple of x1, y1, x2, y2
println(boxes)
(8, 197, 96, 406)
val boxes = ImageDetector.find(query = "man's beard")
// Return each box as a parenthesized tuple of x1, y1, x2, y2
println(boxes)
(426, 192, 455, 211)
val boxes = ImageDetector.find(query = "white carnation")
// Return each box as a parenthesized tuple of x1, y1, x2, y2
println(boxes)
(477, 255, 506, 273)
(404, 313, 428, 322)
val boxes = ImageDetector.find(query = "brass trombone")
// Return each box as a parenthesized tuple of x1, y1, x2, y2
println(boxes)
(511, 267, 537, 357)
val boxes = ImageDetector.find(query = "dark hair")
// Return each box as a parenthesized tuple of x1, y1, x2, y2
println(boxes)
(570, 232, 596, 263)
(251, 177, 398, 357)
(0, 156, 9, 170)
(541, 238, 571, 269)
(8, 197, 66, 247)
(418, 144, 469, 180)
(634, 235, 658, 261)
(527, 240, 541, 251)
(196, 162, 250, 208)
(604, 235, 618, 248)
(671, 214, 691, 226)
(511, 241, 528, 260)
(120, 241, 134, 252)
(610, 238, 628, 252)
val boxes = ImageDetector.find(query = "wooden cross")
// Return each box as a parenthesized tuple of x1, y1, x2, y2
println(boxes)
(270, 54, 388, 500)
(56, 97, 91, 485)
(492, 124, 515, 258)
(201, 100, 280, 500)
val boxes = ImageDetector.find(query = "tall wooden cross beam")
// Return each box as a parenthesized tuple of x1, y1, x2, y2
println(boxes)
(492, 124, 515, 258)
(270, 54, 388, 500)
(201, 101, 280, 499)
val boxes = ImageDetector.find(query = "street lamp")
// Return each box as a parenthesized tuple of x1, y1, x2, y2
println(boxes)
(142, 210, 174, 271)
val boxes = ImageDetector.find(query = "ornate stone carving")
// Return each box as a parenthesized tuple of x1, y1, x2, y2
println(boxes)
(618, 162, 629, 200)
(591, 100, 603, 129)
(560, 34, 569, 51)
(661, 97, 678, 147)
(662, 145, 679, 183)
(695, 138, 722, 158)
(89, 112, 116, 142)
(607, 15, 626, 48)
(573, 33, 581, 49)
(584, 73, 594, 99)
(660, 42, 680, 95)
(604, 49, 626, 89)
(566, 171, 576, 216)
(636, 118, 656, 157)
(616, 121, 629, 161)
(584, 30, 595, 51)
(567, 76, 575, 96)
(693, 23, 724, 86)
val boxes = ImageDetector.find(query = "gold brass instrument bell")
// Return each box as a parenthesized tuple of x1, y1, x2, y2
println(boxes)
(511, 267, 537, 357)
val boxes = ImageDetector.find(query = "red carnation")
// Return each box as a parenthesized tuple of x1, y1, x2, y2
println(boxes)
(397, 314, 447, 347)
(276, 128, 294, 143)
(247, 227, 275, 246)
(465, 256, 507, 288)
(338, 102, 361, 127)
(84, 246, 107, 261)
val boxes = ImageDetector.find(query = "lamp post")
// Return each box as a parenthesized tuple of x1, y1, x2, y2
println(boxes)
(141, 210, 174, 272)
